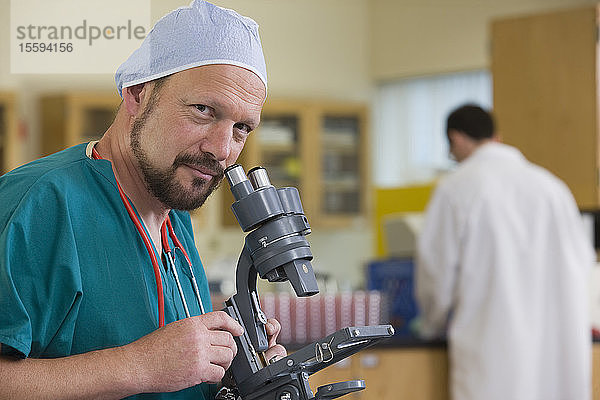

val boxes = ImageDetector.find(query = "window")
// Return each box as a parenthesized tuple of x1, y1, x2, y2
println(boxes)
(373, 70, 492, 187)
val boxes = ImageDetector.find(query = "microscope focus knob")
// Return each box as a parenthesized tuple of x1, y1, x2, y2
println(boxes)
(277, 385, 300, 400)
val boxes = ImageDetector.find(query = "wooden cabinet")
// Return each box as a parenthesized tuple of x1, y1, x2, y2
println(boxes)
(356, 349, 448, 400)
(40, 92, 121, 156)
(491, 6, 600, 208)
(0, 92, 19, 174)
(308, 348, 448, 400)
(594, 343, 600, 399)
(308, 344, 600, 400)
(222, 99, 370, 227)
(309, 357, 357, 399)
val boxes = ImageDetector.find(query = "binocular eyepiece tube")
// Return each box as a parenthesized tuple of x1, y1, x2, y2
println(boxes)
(224, 164, 288, 232)
(247, 167, 272, 190)
(225, 164, 248, 187)
(225, 165, 273, 198)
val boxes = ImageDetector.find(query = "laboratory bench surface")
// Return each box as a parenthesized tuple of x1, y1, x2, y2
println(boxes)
(303, 336, 600, 400)
(377, 333, 600, 347)
(290, 333, 599, 351)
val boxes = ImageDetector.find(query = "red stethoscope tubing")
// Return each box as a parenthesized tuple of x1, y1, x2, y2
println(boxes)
(162, 218, 192, 266)
(91, 147, 169, 327)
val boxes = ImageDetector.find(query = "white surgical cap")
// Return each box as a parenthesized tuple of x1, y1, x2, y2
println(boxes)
(115, 0, 267, 97)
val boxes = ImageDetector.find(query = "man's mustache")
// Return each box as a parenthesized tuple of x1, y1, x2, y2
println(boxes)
(173, 153, 224, 179)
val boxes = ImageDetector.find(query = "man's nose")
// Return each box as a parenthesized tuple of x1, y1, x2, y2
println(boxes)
(200, 122, 233, 162)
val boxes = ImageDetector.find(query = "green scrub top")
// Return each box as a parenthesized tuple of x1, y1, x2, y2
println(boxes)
(0, 143, 216, 399)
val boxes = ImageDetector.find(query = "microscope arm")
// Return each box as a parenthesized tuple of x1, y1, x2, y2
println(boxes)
(230, 248, 269, 353)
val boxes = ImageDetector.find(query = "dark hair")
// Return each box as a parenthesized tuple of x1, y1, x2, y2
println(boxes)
(446, 104, 495, 140)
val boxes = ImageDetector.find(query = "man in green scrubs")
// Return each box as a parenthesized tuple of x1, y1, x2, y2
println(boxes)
(0, 1, 285, 398)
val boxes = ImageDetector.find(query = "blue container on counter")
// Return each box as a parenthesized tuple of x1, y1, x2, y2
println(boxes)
(366, 258, 419, 337)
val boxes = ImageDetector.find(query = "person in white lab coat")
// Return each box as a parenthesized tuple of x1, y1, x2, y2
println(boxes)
(416, 104, 593, 400)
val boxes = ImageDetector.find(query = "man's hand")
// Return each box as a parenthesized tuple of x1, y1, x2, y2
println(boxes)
(123, 311, 244, 393)
(263, 318, 287, 363)
(0, 311, 244, 399)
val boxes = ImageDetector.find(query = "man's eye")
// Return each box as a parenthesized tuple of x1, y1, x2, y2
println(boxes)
(194, 104, 209, 113)
(234, 123, 252, 134)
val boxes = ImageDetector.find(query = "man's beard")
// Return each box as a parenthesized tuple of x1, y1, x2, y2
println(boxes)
(129, 97, 224, 211)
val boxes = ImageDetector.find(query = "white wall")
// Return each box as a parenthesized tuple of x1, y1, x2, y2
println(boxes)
(370, 0, 598, 80)
(187, 0, 373, 102)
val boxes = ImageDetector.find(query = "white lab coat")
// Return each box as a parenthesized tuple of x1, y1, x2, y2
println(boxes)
(416, 142, 593, 400)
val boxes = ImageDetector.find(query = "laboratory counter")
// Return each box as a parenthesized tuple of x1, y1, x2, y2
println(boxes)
(305, 336, 600, 400)
(372, 333, 600, 347)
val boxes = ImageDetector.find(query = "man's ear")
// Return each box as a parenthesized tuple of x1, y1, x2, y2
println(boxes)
(122, 83, 147, 117)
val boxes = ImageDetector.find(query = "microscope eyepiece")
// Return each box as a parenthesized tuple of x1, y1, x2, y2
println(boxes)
(248, 167, 272, 189)
(225, 164, 249, 187)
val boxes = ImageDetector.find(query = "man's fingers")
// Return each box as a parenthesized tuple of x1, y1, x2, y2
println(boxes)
(208, 345, 235, 370)
(204, 364, 226, 384)
(210, 330, 238, 357)
(266, 318, 281, 347)
(264, 344, 287, 362)
(265, 318, 281, 335)
(200, 311, 244, 336)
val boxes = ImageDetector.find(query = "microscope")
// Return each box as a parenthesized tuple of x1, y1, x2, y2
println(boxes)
(219, 165, 394, 400)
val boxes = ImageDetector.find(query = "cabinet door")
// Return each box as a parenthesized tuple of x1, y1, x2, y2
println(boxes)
(593, 343, 600, 400)
(77, 105, 118, 143)
(0, 92, 18, 174)
(319, 114, 363, 216)
(40, 93, 120, 156)
(65, 94, 120, 149)
(491, 6, 599, 208)
(252, 114, 301, 188)
(220, 104, 304, 227)
(305, 103, 370, 226)
(308, 357, 360, 400)
(220, 100, 369, 228)
(355, 349, 448, 400)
